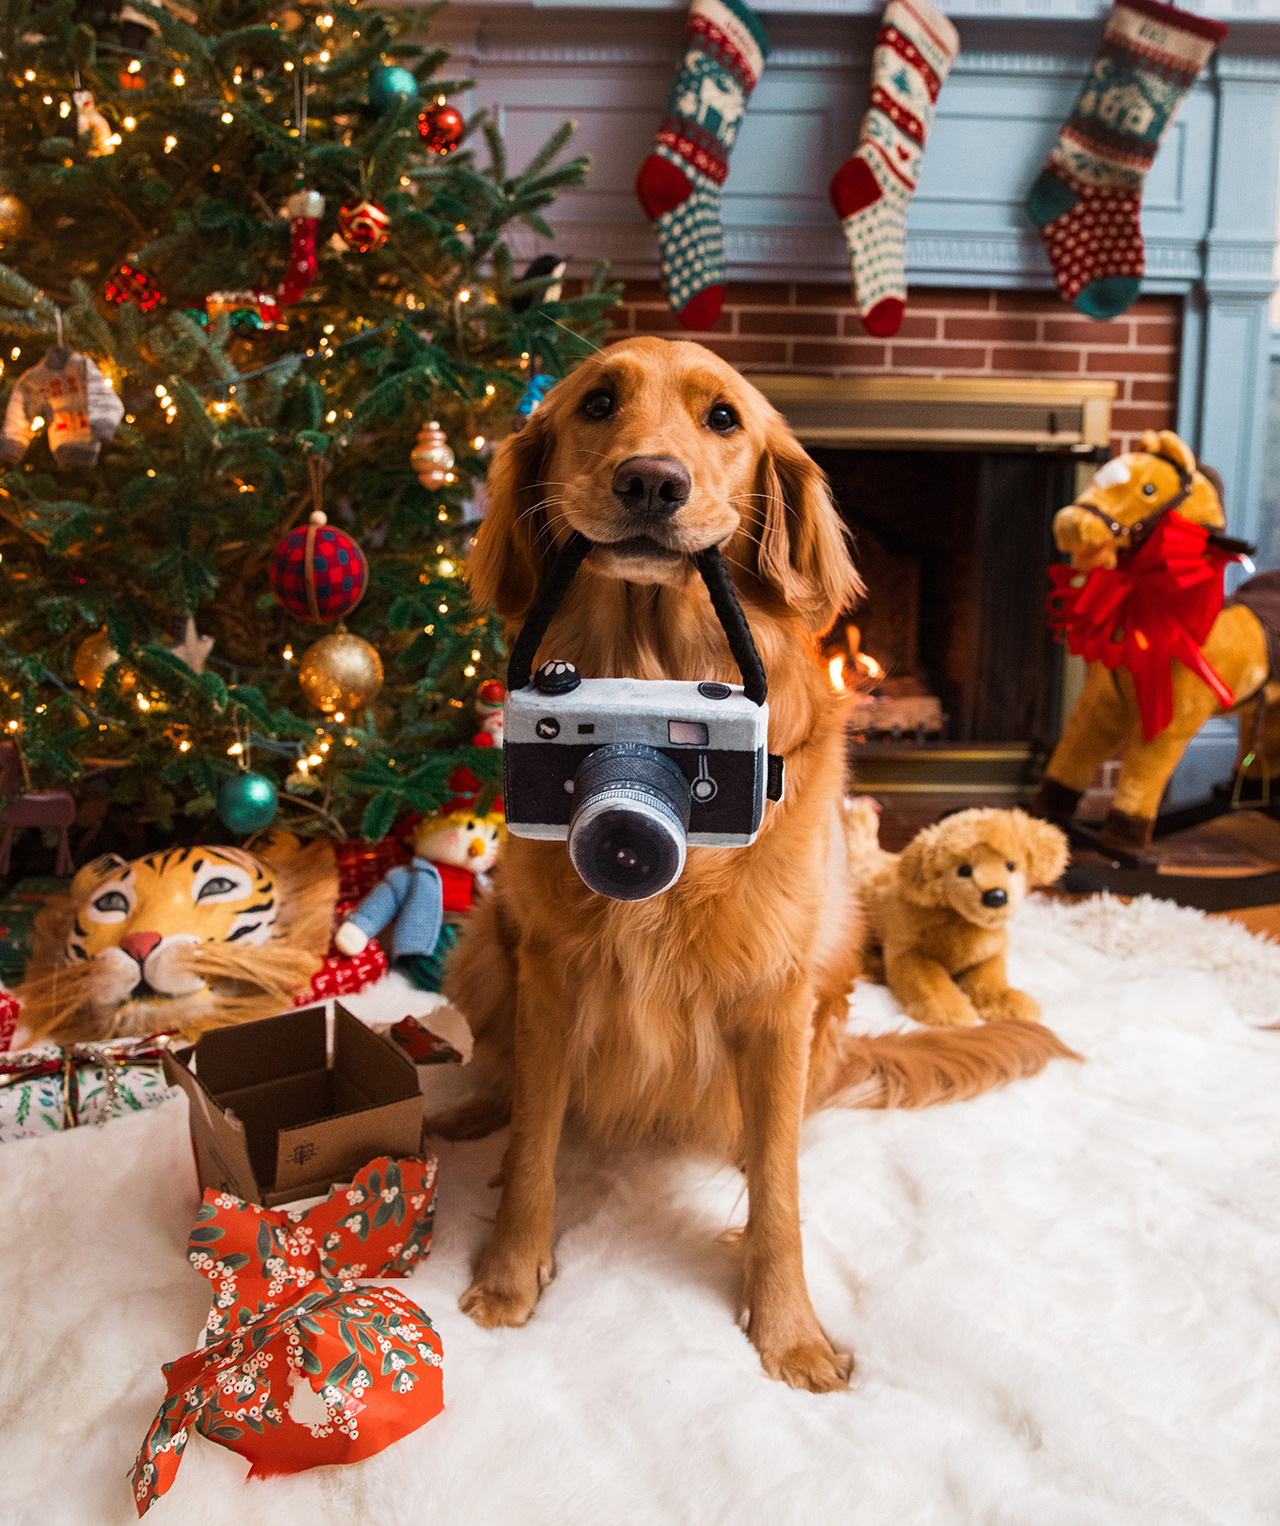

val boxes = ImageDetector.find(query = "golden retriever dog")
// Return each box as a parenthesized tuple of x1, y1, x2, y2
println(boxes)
(441, 337, 1076, 1392)
(847, 801, 1071, 1029)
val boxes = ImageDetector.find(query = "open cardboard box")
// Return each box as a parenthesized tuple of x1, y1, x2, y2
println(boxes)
(162, 1003, 424, 1207)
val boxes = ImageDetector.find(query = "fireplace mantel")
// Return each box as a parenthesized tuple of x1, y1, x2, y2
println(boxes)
(428, 1, 1280, 548)
(753, 374, 1114, 449)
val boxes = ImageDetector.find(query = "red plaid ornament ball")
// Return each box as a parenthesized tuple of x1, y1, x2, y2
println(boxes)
(270, 509, 368, 622)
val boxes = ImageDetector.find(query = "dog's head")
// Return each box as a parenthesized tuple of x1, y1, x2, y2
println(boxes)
(469, 337, 861, 632)
(897, 809, 1068, 930)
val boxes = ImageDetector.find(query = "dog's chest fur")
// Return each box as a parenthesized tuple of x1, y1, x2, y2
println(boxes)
(504, 679, 853, 1151)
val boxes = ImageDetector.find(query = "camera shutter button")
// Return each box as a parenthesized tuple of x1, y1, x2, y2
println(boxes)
(535, 660, 581, 695)
(698, 681, 731, 700)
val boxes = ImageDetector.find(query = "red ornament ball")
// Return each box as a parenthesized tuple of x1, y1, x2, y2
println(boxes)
(104, 262, 165, 312)
(337, 199, 390, 253)
(416, 103, 464, 154)
(270, 511, 369, 622)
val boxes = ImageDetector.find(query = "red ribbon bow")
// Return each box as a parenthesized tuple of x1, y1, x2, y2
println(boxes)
(1048, 512, 1240, 742)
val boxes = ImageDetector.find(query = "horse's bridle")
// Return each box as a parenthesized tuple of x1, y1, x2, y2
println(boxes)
(1070, 448, 1199, 552)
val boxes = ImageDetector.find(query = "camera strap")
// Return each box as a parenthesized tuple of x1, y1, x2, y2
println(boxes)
(505, 530, 769, 706)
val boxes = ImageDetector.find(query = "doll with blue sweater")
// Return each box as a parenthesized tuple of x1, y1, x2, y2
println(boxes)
(335, 778, 503, 991)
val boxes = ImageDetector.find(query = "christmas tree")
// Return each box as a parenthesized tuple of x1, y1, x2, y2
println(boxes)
(0, 0, 617, 855)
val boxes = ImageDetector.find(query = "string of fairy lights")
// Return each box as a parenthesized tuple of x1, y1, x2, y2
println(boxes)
(0, 1, 566, 822)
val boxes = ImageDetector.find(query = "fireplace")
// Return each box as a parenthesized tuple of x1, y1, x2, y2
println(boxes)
(811, 446, 1078, 745)
(753, 374, 1109, 750)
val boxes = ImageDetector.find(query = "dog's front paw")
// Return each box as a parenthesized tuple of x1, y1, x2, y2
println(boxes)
(459, 1257, 551, 1329)
(756, 1331, 853, 1393)
(743, 1298, 853, 1393)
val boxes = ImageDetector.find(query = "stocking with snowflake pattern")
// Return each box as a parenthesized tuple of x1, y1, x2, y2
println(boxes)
(635, 0, 770, 330)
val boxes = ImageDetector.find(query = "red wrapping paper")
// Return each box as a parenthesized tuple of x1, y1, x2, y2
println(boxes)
(1048, 511, 1241, 742)
(133, 1156, 442, 1513)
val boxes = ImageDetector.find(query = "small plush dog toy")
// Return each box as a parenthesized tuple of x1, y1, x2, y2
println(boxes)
(846, 800, 1069, 1029)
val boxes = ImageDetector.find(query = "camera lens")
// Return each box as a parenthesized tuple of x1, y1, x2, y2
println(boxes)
(567, 743, 691, 901)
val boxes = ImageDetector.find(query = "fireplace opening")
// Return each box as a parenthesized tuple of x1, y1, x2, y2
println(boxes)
(810, 447, 1081, 747)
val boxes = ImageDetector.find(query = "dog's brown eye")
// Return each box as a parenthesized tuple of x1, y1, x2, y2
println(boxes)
(706, 402, 740, 435)
(582, 389, 614, 422)
(1006, 861, 1015, 871)
(957, 864, 972, 877)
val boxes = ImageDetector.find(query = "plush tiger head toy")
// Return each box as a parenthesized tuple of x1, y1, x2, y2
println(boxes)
(16, 831, 337, 1043)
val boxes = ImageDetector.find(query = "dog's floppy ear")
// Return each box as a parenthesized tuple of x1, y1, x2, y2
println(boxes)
(756, 421, 863, 633)
(1017, 812, 1069, 887)
(467, 405, 555, 620)
(896, 828, 949, 906)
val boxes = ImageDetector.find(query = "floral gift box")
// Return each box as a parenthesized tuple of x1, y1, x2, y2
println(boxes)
(0, 1034, 176, 1144)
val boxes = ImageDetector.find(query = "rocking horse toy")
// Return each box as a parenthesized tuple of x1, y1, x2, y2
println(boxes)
(1032, 429, 1280, 859)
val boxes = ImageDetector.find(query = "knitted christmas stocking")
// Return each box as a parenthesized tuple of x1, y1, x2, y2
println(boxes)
(828, 0, 958, 339)
(635, 0, 770, 330)
(1027, 0, 1227, 320)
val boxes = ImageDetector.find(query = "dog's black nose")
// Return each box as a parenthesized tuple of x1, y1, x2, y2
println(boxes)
(981, 887, 1009, 908)
(611, 456, 691, 519)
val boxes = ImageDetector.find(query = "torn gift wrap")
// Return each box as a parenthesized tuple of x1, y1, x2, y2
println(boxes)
(133, 1156, 443, 1513)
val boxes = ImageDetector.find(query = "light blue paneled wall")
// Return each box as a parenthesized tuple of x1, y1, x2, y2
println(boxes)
(435, 4, 1280, 545)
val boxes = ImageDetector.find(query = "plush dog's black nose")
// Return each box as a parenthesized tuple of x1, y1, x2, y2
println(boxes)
(981, 887, 1009, 908)
(611, 456, 691, 519)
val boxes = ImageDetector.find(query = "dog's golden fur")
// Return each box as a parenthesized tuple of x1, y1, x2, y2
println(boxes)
(443, 337, 1076, 1391)
(848, 801, 1071, 1029)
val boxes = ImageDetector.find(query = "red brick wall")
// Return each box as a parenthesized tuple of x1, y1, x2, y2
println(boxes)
(599, 282, 1181, 457)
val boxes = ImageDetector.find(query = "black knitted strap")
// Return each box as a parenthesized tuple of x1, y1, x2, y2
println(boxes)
(505, 534, 768, 706)
(505, 530, 593, 693)
(691, 545, 767, 705)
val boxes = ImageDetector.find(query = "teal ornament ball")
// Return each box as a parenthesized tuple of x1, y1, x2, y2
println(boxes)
(217, 771, 279, 833)
(369, 64, 419, 111)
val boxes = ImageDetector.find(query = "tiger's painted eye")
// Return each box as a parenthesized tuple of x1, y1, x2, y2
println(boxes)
(1142, 482, 1157, 496)
(582, 389, 614, 422)
(707, 402, 740, 434)
(957, 864, 973, 877)
(197, 876, 239, 901)
(93, 890, 129, 914)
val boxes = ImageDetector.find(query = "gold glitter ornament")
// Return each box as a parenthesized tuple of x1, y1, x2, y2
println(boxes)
(298, 631, 383, 715)
(0, 193, 31, 240)
(411, 420, 454, 490)
(73, 629, 134, 693)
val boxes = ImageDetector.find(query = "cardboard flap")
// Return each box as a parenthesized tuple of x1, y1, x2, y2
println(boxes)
(333, 1004, 419, 1101)
(196, 1005, 327, 1094)
(275, 1096, 424, 1194)
(162, 1046, 260, 1203)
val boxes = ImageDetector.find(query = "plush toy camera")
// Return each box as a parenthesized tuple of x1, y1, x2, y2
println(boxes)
(504, 661, 782, 902)
(499, 534, 780, 903)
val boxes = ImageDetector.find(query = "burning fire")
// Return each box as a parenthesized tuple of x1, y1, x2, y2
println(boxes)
(827, 625, 883, 693)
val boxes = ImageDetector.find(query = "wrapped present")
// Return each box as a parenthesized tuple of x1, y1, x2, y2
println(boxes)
(390, 1015, 463, 1066)
(334, 839, 411, 903)
(133, 1156, 443, 1514)
(0, 876, 66, 986)
(0, 1033, 176, 1143)
(294, 899, 389, 1006)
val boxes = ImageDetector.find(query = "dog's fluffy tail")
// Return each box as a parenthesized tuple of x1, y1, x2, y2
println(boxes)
(825, 1020, 1081, 1111)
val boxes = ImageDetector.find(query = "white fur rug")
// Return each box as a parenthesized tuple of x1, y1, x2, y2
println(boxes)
(2, 893, 1279, 1526)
